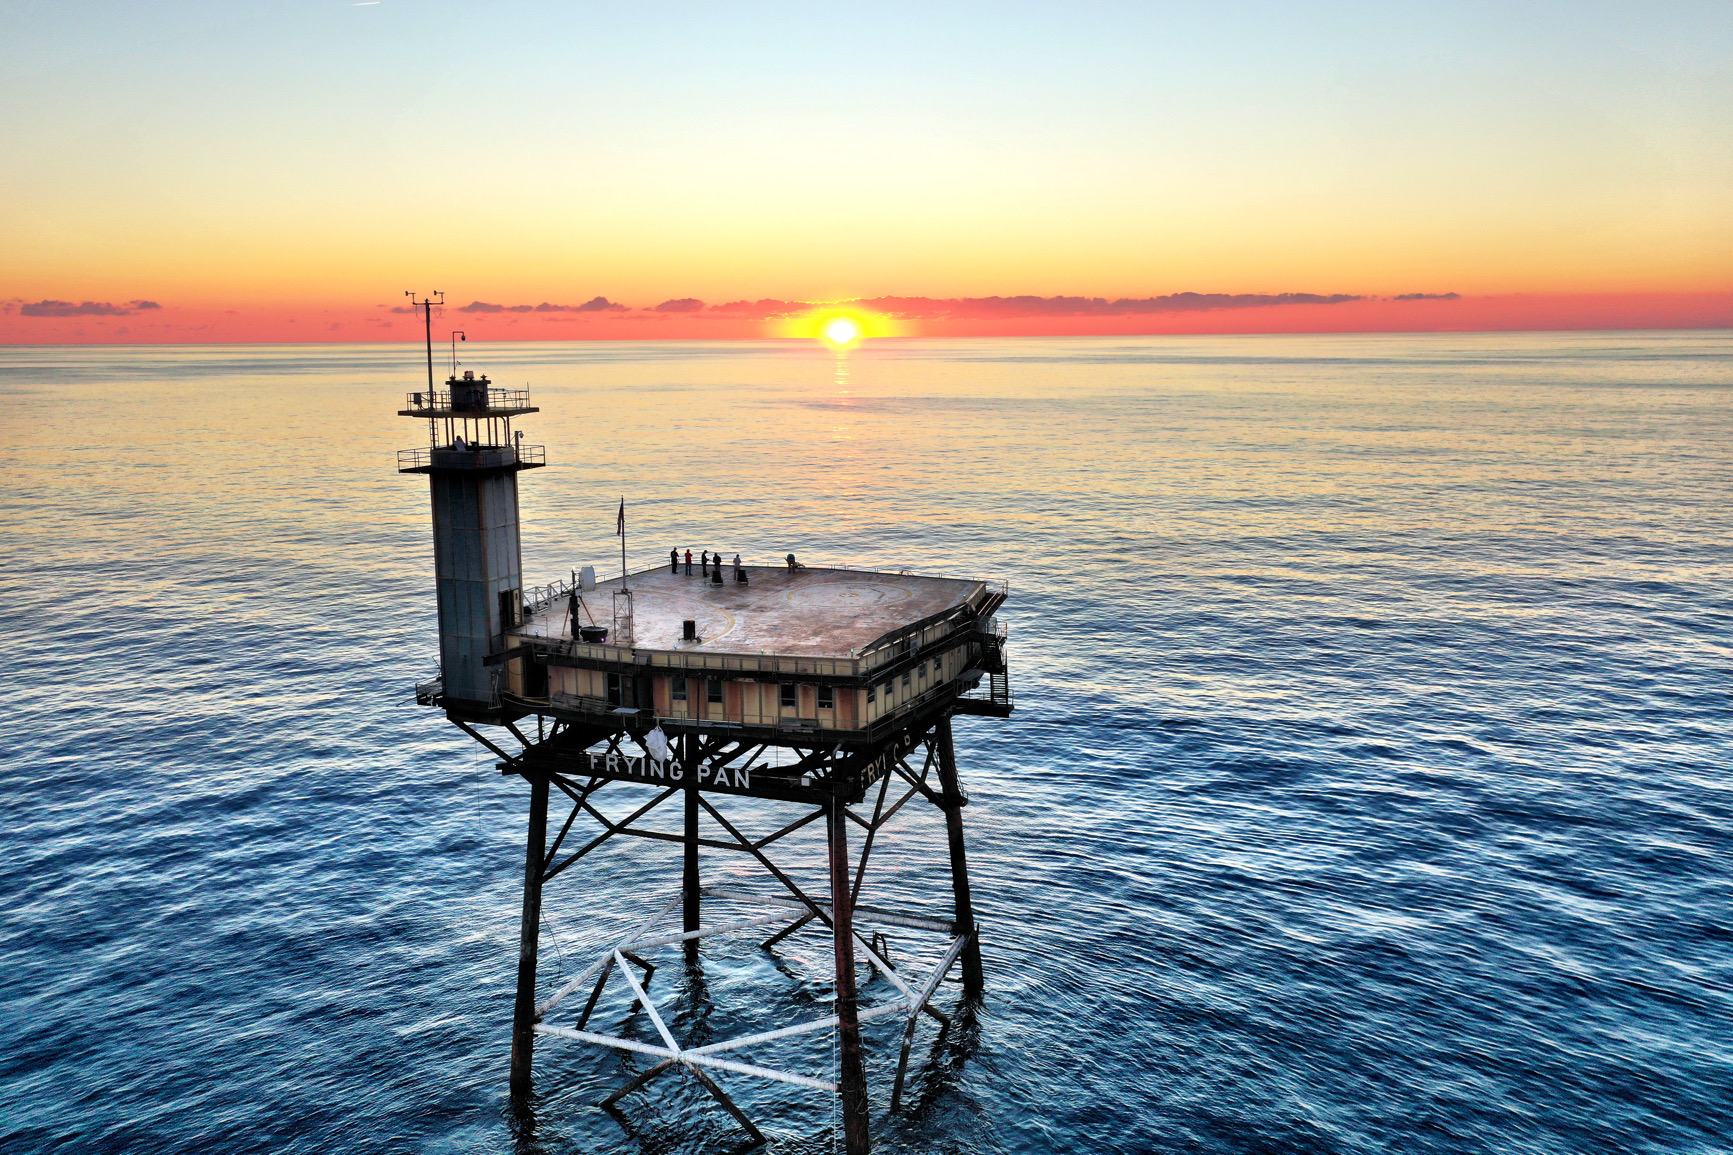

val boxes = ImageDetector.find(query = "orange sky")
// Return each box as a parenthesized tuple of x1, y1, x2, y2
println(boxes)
(3, 293, 1731, 345)
(3, 5, 1729, 344)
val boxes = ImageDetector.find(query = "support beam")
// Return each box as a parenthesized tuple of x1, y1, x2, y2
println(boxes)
(686, 1066, 766, 1145)
(599, 1058, 675, 1110)
(891, 933, 972, 1113)
(935, 716, 985, 995)
(828, 799, 871, 1155)
(683, 734, 701, 963)
(576, 954, 615, 1030)
(510, 771, 550, 1095)
(761, 912, 813, 949)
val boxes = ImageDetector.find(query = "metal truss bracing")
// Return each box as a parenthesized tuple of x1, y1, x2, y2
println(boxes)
(532, 888, 974, 1143)
(457, 710, 987, 1154)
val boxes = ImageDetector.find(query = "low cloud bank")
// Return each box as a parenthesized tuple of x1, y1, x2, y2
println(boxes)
(704, 292, 1372, 319)
(20, 299, 160, 317)
(458, 297, 628, 313)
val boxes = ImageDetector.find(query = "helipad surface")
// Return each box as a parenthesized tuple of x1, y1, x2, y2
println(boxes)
(518, 566, 983, 658)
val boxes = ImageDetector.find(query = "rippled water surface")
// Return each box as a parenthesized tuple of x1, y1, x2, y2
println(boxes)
(2, 333, 1730, 1154)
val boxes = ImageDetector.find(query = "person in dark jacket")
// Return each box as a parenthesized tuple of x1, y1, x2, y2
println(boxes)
(670, 548, 679, 574)
(701, 550, 709, 578)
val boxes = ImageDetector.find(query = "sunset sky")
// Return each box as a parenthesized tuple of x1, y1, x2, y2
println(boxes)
(3, 2, 1729, 342)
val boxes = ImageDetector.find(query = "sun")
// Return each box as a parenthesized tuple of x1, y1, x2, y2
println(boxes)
(773, 305, 899, 343)
(822, 317, 860, 347)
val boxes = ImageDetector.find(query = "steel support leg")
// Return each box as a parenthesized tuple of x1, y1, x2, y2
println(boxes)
(936, 716, 984, 995)
(510, 771, 550, 1095)
(683, 737, 701, 963)
(828, 799, 871, 1155)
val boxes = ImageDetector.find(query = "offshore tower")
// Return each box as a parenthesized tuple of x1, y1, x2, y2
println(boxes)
(396, 299, 1012, 1154)
(396, 292, 543, 715)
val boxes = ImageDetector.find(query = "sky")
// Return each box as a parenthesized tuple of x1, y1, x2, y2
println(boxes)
(2, 1, 1730, 342)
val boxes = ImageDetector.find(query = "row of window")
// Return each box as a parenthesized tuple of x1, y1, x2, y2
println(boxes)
(669, 677, 835, 711)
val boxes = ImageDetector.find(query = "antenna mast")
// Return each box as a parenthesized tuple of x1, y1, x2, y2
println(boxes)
(405, 290, 444, 396)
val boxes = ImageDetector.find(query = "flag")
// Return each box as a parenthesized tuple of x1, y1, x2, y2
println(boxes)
(616, 497, 625, 536)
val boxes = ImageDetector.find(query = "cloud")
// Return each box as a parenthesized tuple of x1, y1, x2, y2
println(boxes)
(371, 289, 1450, 325)
(459, 300, 537, 313)
(709, 299, 805, 318)
(530, 297, 627, 312)
(20, 299, 162, 317)
(853, 292, 1366, 319)
(686, 292, 1383, 321)
(460, 298, 629, 313)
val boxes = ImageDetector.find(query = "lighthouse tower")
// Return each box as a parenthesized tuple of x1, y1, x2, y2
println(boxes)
(396, 292, 544, 716)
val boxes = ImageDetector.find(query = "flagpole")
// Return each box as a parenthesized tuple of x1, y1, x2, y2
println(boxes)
(619, 496, 627, 590)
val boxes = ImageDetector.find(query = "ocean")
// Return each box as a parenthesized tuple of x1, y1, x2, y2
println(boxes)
(1, 332, 1729, 1154)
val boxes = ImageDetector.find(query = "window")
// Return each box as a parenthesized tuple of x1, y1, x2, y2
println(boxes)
(901, 671, 911, 691)
(671, 676, 687, 702)
(866, 684, 876, 705)
(780, 684, 798, 709)
(817, 685, 834, 710)
(707, 677, 723, 704)
(499, 588, 522, 630)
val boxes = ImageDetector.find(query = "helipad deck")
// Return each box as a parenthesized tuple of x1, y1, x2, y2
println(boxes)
(518, 566, 987, 660)
(495, 564, 1009, 738)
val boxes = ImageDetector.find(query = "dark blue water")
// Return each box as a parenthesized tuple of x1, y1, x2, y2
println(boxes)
(2, 333, 1729, 1153)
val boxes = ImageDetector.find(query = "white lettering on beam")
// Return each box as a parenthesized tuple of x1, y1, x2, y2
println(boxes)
(586, 751, 748, 790)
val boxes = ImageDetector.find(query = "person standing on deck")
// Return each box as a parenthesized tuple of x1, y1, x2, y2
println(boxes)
(700, 549, 709, 578)
(684, 549, 693, 576)
(670, 549, 679, 574)
(733, 553, 744, 582)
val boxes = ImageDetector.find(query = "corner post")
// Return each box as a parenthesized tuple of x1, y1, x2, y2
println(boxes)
(828, 798, 871, 1154)
(510, 769, 550, 1095)
(682, 734, 701, 961)
(935, 714, 985, 994)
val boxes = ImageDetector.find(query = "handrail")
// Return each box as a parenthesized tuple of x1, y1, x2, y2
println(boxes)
(397, 444, 545, 471)
(403, 386, 533, 412)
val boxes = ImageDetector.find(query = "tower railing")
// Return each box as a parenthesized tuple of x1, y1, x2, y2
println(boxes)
(396, 444, 545, 472)
(402, 386, 534, 412)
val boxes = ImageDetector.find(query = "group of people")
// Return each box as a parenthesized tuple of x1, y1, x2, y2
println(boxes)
(674, 549, 748, 584)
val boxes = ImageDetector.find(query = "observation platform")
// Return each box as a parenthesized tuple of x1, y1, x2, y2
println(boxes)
(397, 442, 547, 473)
(519, 566, 985, 658)
(396, 382, 539, 419)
